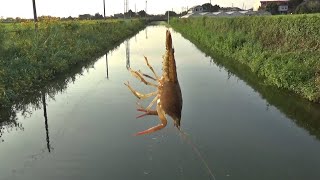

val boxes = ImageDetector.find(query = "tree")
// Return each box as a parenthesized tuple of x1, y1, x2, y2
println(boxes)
(294, 4, 310, 13)
(94, 13, 103, 19)
(307, 0, 320, 12)
(266, 2, 279, 14)
(129, 9, 134, 17)
(79, 14, 91, 20)
(165, 11, 177, 17)
(138, 10, 147, 17)
(201, 3, 220, 12)
(289, 0, 304, 8)
(202, 3, 213, 12)
(180, 11, 188, 16)
(15, 17, 22, 22)
(212, 5, 221, 12)
(67, 16, 74, 20)
(289, 0, 304, 12)
(294, 0, 320, 14)
(258, 6, 265, 11)
(125, 9, 135, 18)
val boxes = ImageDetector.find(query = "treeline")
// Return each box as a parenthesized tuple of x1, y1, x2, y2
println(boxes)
(1, 15, 105, 23)
(260, 0, 320, 14)
(171, 15, 320, 102)
(294, 0, 320, 13)
(0, 20, 146, 106)
(0, 11, 149, 23)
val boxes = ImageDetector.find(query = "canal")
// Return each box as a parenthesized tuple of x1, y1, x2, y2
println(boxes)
(1, 25, 320, 180)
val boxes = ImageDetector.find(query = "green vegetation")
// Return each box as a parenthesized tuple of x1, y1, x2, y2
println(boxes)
(0, 51, 100, 141)
(289, 0, 304, 11)
(188, 40, 320, 139)
(258, 0, 320, 14)
(295, 0, 320, 14)
(201, 3, 221, 12)
(171, 15, 320, 102)
(266, 2, 280, 15)
(0, 19, 146, 106)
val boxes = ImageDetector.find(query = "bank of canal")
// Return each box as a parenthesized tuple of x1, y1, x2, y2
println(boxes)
(1, 25, 320, 180)
(0, 20, 146, 106)
(171, 16, 320, 103)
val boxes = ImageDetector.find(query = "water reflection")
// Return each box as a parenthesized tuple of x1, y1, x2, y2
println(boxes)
(0, 57, 98, 143)
(200, 44, 320, 140)
(1, 26, 319, 141)
(125, 30, 182, 135)
(0, 29, 142, 142)
(41, 92, 52, 153)
(0, 25, 320, 179)
(105, 54, 109, 79)
(0, 107, 23, 142)
(125, 40, 130, 70)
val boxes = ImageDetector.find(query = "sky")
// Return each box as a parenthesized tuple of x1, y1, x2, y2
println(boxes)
(0, 0, 260, 18)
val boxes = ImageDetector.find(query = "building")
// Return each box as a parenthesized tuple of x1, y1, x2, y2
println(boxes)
(219, 7, 242, 12)
(78, 14, 92, 20)
(260, 0, 289, 13)
(113, 13, 124, 18)
(188, 5, 204, 13)
(181, 10, 271, 18)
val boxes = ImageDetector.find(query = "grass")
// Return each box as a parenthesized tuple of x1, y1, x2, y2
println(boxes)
(171, 15, 320, 102)
(0, 19, 146, 107)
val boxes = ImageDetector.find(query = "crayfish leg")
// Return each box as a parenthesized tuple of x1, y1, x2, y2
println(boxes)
(134, 100, 167, 136)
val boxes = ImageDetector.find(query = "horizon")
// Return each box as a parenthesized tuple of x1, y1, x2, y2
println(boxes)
(0, 0, 259, 19)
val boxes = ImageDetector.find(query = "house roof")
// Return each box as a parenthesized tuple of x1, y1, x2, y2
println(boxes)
(260, 0, 289, 2)
(190, 5, 202, 9)
(211, 12, 221, 15)
(199, 12, 210, 16)
(181, 10, 271, 18)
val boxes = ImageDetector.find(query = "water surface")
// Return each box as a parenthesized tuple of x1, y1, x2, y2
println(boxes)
(1, 25, 320, 180)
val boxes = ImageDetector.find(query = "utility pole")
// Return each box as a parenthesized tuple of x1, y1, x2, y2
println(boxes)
(124, 0, 125, 19)
(106, 54, 109, 79)
(210, 0, 211, 5)
(42, 92, 51, 153)
(127, 0, 130, 19)
(32, 0, 38, 30)
(124, 0, 129, 19)
(125, 40, 130, 69)
(103, 0, 106, 19)
(145, 0, 147, 18)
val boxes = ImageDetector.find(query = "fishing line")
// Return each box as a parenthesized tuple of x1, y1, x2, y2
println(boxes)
(177, 128, 217, 180)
